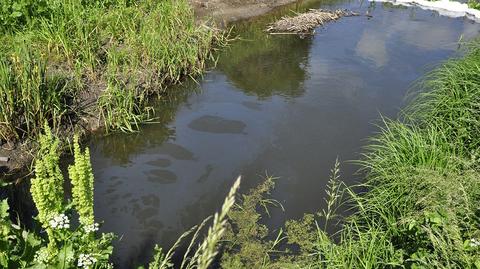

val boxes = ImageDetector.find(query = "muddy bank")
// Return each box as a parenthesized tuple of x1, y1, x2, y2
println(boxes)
(192, 0, 306, 23)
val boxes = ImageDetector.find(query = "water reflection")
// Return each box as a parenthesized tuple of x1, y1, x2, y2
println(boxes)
(217, 32, 312, 98)
(215, 0, 347, 99)
(89, 1, 480, 268)
(356, 1, 480, 67)
(188, 115, 247, 134)
(92, 87, 195, 165)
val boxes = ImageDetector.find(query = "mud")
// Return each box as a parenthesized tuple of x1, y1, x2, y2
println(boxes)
(191, 0, 302, 23)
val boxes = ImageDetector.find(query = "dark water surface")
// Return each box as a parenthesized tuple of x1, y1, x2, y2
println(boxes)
(89, 0, 480, 267)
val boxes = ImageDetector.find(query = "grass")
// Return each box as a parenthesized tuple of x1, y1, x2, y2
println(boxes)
(219, 40, 480, 268)
(293, 40, 480, 267)
(468, 0, 480, 10)
(0, 43, 74, 142)
(0, 0, 222, 146)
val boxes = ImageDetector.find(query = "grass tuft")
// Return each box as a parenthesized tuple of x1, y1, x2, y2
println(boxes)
(0, 0, 223, 146)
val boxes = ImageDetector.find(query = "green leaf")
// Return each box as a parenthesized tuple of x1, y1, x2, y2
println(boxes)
(25, 231, 42, 248)
(57, 243, 74, 268)
(10, 11, 23, 18)
(0, 200, 9, 219)
(408, 220, 417, 231)
(0, 252, 8, 268)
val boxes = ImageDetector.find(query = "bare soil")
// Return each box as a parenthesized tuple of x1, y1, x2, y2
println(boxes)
(191, 0, 301, 23)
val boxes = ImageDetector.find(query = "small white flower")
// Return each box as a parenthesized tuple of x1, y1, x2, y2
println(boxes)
(78, 253, 97, 269)
(34, 248, 49, 264)
(470, 238, 480, 247)
(84, 223, 100, 233)
(49, 213, 70, 230)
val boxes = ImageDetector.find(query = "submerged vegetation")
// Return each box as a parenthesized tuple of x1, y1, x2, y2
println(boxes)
(0, 0, 221, 149)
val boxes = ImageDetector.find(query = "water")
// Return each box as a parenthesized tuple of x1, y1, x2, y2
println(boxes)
(88, 0, 480, 267)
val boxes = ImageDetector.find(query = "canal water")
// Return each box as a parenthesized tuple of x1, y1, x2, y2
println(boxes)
(88, 0, 480, 266)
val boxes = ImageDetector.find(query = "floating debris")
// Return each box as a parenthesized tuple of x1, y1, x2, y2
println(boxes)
(266, 9, 359, 34)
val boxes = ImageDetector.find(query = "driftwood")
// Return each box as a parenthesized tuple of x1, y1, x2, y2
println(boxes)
(266, 9, 359, 34)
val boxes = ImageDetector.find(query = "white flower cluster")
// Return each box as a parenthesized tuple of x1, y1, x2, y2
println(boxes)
(84, 223, 100, 233)
(34, 248, 49, 264)
(470, 238, 480, 247)
(78, 253, 97, 268)
(49, 213, 70, 229)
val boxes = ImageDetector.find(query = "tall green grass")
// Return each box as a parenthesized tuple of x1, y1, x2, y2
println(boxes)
(294, 41, 480, 268)
(0, 44, 73, 142)
(0, 0, 221, 144)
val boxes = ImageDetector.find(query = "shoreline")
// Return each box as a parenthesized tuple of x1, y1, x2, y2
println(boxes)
(192, 0, 302, 23)
(0, 0, 310, 181)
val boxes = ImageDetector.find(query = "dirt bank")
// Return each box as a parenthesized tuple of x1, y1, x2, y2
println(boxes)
(191, 0, 302, 23)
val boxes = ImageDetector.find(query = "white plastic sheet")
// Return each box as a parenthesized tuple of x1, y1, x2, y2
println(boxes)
(373, 0, 480, 21)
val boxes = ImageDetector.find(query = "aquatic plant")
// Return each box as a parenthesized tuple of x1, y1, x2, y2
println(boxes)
(220, 176, 287, 269)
